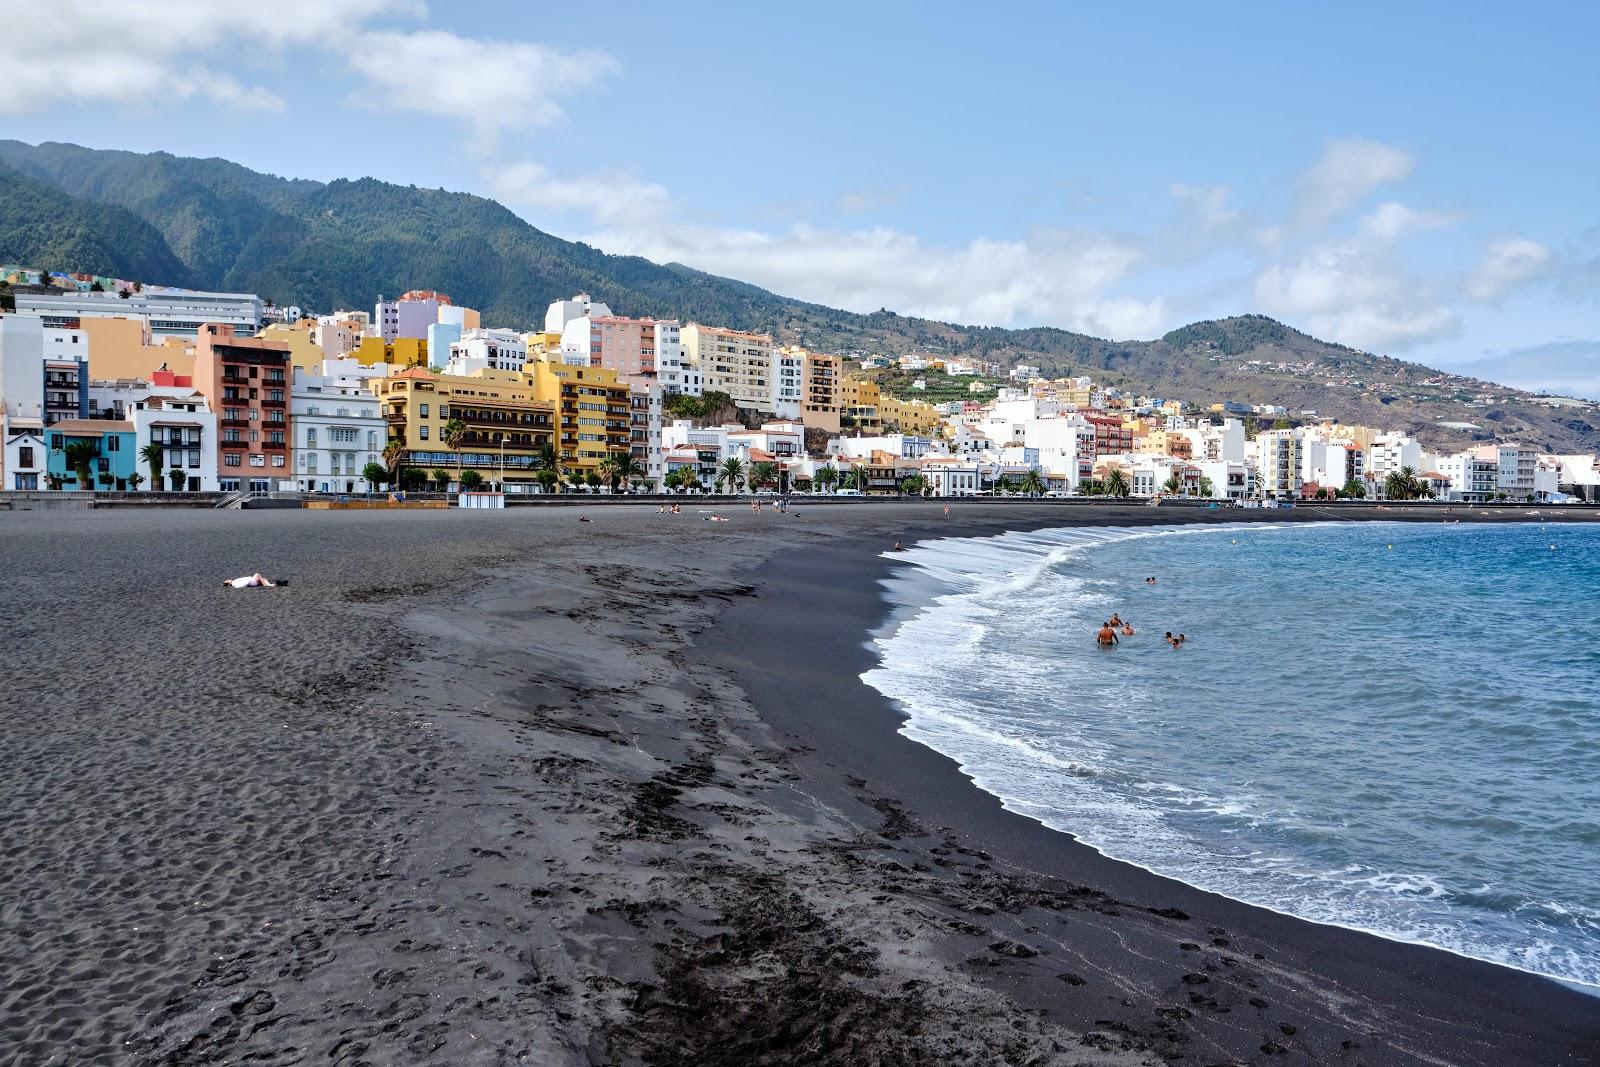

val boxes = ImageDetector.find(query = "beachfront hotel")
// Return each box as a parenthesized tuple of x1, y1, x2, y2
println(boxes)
(371, 366, 557, 490)
(192, 324, 291, 494)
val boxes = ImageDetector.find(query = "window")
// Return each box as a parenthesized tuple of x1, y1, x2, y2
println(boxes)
(248, 367, 258, 379)
(51, 434, 63, 449)
(307, 405, 319, 416)
(419, 403, 429, 417)
(225, 453, 242, 467)
(271, 455, 285, 467)
(19, 446, 33, 467)
(306, 428, 317, 446)
(249, 430, 259, 443)
(367, 431, 377, 451)
(188, 450, 200, 469)
(269, 431, 285, 445)
(249, 454, 265, 467)
(419, 426, 429, 439)
(306, 453, 317, 473)
(331, 428, 357, 443)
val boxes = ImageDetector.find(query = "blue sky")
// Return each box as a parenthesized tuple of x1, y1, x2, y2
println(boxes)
(4, 1, 1597, 393)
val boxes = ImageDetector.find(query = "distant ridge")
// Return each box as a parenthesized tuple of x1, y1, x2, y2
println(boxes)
(0, 139, 1593, 452)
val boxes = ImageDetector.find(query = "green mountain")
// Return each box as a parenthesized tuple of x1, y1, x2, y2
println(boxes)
(0, 139, 1594, 453)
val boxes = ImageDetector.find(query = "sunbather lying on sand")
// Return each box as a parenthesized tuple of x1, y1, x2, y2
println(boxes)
(223, 573, 283, 588)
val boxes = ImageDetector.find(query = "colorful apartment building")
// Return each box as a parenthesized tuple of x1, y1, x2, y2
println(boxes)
(44, 420, 138, 490)
(526, 363, 632, 478)
(681, 323, 773, 409)
(192, 324, 292, 492)
(798, 349, 841, 433)
(371, 367, 555, 490)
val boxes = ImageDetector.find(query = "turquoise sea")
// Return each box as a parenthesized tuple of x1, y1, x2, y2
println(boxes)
(865, 521, 1600, 988)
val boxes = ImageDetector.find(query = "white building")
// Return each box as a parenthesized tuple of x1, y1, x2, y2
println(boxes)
(291, 359, 386, 493)
(545, 293, 613, 335)
(836, 434, 936, 460)
(1254, 429, 1301, 498)
(772, 346, 803, 419)
(129, 393, 219, 492)
(3, 422, 46, 490)
(629, 380, 665, 487)
(922, 459, 982, 497)
(1436, 451, 1498, 501)
(1367, 432, 1423, 483)
(15, 287, 264, 337)
(445, 328, 529, 375)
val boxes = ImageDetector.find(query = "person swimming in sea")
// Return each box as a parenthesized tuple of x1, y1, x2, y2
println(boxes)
(1145, 577, 1158, 585)
(1120, 622, 1134, 636)
(1097, 621, 1119, 647)
(1109, 612, 1123, 628)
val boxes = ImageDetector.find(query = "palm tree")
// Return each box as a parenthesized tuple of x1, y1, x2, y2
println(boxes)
(128, 471, 144, 492)
(679, 467, 703, 493)
(748, 460, 778, 492)
(1104, 469, 1131, 498)
(1019, 467, 1047, 497)
(597, 456, 620, 493)
(139, 441, 164, 490)
(992, 475, 1012, 496)
(814, 464, 839, 494)
(1342, 477, 1366, 499)
(900, 474, 927, 497)
(383, 439, 407, 487)
(442, 417, 467, 491)
(64, 440, 97, 491)
(849, 463, 870, 493)
(1161, 474, 1183, 496)
(716, 456, 746, 494)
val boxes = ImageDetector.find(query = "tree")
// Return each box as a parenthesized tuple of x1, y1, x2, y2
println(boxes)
(663, 469, 684, 492)
(848, 463, 870, 493)
(900, 474, 927, 497)
(399, 467, 428, 491)
(612, 452, 646, 491)
(1385, 465, 1425, 501)
(1342, 477, 1366, 499)
(383, 439, 407, 485)
(717, 456, 746, 494)
(442, 417, 467, 489)
(1197, 475, 1215, 499)
(679, 467, 703, 493)
(1019, 467, 1047, 497)
(45, 473, 65, 490)
(140, 442, 164, 488)
(431, 469, 451, 491)
(1272, 417, 1293, 431)
(128, 471, 144, 492)
(992, 475, 1012, 496)
(459, 470, 485, 491)
(362, 461, 388, 490)
(97, 470, 114, 489)
(535, 468, 560, 493)
(168, 468, 186, 491)
(748, 460, 778, 492)
(1104, 469, 1131, 498)
(1161, 474, 1183, 496)
(814, 464, 839, 494)
(582, 471, 601, 490)
(597, 456, 620, 492)
(1314, 487, 1329, 500)
(64, 440, 97, 491)
(118, 287, 132, 299)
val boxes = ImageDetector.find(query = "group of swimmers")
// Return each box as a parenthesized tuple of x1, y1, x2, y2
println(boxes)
(1095, 582, 1187, 650)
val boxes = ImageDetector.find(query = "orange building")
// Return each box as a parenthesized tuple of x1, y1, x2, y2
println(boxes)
(192, 324, 292, 491)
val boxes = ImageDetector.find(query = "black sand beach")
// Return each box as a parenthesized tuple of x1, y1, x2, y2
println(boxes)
(1, 502, 1597, 1065)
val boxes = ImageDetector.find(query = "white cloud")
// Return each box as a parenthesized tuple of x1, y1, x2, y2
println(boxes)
(1357, 201, 1454, 243)
(487, 162, 669, 227)
(1295, 138, 1414, 227)
(0, 0, 419, 114)
(1464, 237, 1553, 302)
(578, 218, 1167, 338)
(1170, 183, 1239, 229)
(1254, 245, 1457, 350)
(346, 31, 617, 150)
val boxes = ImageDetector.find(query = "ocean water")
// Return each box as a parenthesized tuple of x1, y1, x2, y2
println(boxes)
(864, 520, 1600, 989)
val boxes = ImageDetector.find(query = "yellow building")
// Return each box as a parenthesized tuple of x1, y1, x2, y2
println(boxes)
(522, 331, 565, 359)
(526, 363, 632, 476)
(80, 317, 194, 379)
(258, 321, 325, 371)
(879, 393, 941, 435)
(370, 367, 555, 489)
(839, 377, 883, 433)
(354, 336, 429, 368)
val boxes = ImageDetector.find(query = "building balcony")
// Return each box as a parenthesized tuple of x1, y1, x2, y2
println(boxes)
(262, 441, 288, 451)
(385, 412, 408, 423)
(261, 399, 286, 409)
(221, 418, 250, 429)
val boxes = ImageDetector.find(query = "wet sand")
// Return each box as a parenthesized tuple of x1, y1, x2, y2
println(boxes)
(0, 502, 1596, 1065)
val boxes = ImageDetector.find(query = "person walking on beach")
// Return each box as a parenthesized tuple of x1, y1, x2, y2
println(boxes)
(1097, 621, 1119, 647)
(943, 505, 951, 519)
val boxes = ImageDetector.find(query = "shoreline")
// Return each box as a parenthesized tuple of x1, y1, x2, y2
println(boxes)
(703, 503, 1600, 1063)
(2, 503, 1596, 1064)
(863, 516, 1600, 996)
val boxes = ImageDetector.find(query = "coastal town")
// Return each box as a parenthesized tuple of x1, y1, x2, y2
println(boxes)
(3, 265, 1597, 505)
